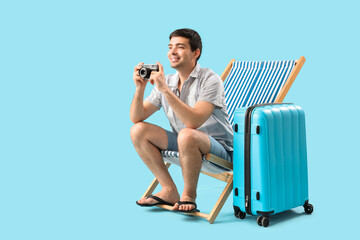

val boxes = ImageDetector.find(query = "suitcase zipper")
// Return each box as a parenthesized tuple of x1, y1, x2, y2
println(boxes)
(244, 106, 256, 215)
(244, 103, 289, 215)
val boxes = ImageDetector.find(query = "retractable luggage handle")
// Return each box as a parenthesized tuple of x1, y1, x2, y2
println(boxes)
(243, 103, 292, 215)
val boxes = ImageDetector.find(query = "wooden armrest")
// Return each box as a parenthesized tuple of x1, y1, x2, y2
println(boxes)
(205, 153, 233, 170)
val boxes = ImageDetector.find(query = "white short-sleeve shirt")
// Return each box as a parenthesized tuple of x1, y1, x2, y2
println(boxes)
(145, 63, 233, 152)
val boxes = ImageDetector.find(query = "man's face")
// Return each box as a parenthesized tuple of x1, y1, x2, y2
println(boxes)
(168, 36, 197, 70)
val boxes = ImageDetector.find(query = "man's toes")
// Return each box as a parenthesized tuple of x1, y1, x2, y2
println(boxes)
(172, 203, 179, 211)
(138, 198, 153, 205)
(173, 202, 196, 211)
(180, 204, 191, 211)
(138, 198, 147, 204)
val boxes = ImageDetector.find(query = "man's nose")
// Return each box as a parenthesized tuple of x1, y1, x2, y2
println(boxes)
(170, 48, 177, 55)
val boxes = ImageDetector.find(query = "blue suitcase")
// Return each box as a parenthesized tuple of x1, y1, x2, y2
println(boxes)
(232, 103, 313, 227)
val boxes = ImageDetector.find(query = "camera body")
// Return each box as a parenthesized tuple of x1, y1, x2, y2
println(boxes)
(139, 64, 159, 79)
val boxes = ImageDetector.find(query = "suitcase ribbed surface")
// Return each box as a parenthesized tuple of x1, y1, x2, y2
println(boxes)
(233, 104, 309, 215)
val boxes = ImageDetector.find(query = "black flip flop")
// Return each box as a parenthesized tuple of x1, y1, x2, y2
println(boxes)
(173, 201, 200, 213)
(136, 195, 174, 207)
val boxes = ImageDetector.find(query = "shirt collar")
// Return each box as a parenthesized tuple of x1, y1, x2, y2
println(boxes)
(169, 63, 201, 89)
(174, 62, 201, 80)
(189, 62, 201, 79)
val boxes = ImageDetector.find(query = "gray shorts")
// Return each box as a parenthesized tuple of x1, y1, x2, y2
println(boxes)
(164, 130, 233, 163)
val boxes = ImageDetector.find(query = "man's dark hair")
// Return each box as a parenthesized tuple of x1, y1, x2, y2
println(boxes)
(169, 28, 202, 61)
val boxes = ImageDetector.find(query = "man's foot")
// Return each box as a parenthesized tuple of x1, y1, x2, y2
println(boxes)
(172, 194, 198, 212)
(136, 189, 180, 207)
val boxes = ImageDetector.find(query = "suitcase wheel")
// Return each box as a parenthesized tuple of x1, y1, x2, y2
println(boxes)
(237, 210, 246, 219)
(304, 203, 314, 214)
(257, 216, 269, 227)
(234, 206, 246, 219)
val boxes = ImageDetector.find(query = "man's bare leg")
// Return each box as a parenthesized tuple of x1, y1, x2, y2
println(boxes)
(130, 122, 180, 205)
(172, 128, 211, 211)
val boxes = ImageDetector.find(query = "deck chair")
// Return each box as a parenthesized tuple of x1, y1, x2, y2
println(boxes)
(140, 56, 306, 223)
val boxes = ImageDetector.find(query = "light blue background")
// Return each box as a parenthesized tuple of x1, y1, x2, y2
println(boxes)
(1, 0, 359, 239)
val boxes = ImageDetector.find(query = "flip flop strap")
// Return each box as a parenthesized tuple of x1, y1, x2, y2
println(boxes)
(146, 195, 165, 204)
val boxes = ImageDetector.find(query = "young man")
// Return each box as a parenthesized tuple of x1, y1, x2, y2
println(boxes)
(130, 28, 233, 212)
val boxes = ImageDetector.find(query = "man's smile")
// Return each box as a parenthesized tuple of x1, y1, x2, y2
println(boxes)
(170, 56, 180, 62)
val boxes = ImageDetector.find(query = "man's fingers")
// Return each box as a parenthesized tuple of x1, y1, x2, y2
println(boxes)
(134, 62, 144, 71)
(137, 77, 147, 83)
(156, 61, 164, 73)
(150, 71, 158, 78)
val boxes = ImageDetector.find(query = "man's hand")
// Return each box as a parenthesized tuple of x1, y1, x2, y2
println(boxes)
(133, 62, 148, 89)
(149, 62, 168, 93)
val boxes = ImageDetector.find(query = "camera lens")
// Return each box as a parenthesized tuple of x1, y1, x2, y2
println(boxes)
(139, 68, 147, 78)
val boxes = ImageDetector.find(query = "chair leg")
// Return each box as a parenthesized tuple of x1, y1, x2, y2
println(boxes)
(141, 162, 171, 199)
(140, 163, 232, 224)
(207, 174, 233, 224)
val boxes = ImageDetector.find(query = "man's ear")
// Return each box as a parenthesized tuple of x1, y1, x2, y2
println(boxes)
(194, 48, 201, 60)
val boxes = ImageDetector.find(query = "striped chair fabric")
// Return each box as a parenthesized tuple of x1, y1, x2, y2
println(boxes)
(162, 150, 229, 174)
(162, 60, 296, 173)
(225, 60, 296, 125)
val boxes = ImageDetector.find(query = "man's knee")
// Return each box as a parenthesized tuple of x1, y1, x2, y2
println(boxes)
(130, 122, 168, 150)
(177, 128, 199, 149)
(130, 122, 148, 143)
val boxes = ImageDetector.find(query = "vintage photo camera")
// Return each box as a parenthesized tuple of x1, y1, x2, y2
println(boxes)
(139, 64, 159, 79)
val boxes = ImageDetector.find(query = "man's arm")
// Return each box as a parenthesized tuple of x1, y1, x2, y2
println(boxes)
(162, 89, 214, 129)
(130, 63, 159, 123)
(150, 62, 215, 129)
(130, 88, 159, 123)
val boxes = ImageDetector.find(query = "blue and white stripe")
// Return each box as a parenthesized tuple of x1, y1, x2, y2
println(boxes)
(224, 60, 295, 125)
(161, 150, 227, 173)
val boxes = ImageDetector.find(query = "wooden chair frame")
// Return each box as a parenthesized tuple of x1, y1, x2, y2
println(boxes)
(140, 56, 306, 223)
